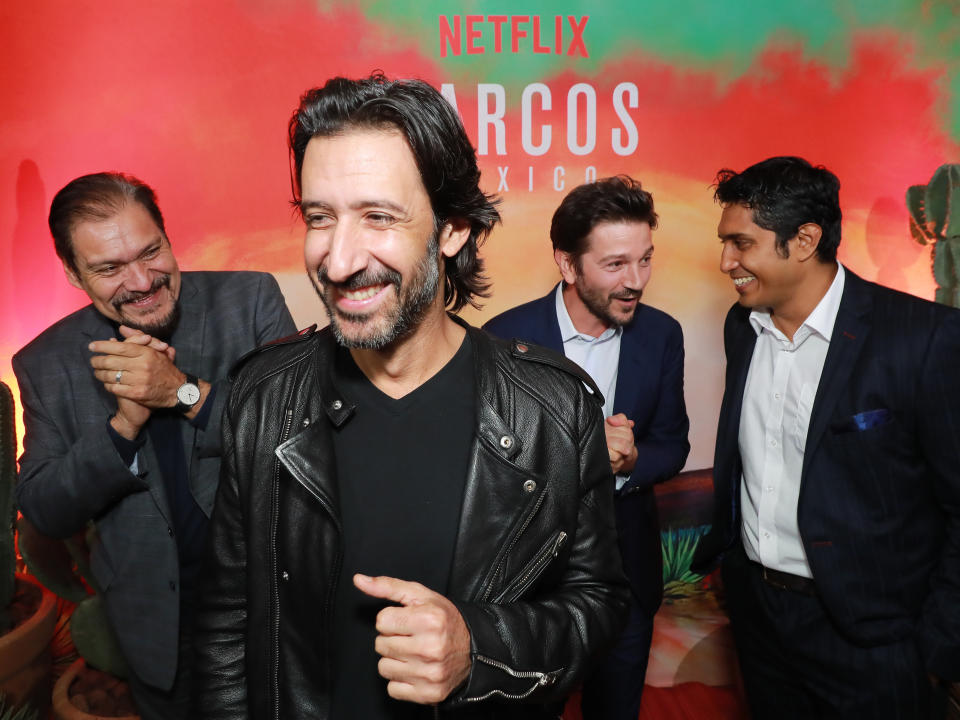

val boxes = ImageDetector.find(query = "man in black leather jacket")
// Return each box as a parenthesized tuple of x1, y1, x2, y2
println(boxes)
(194, 73, 630, 720)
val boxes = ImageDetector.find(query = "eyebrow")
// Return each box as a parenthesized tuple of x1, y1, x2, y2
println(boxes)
(85, 236, 164, 270)
(299, 199, 409, 216)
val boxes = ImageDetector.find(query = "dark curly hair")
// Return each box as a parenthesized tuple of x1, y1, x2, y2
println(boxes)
(550, 175, 658, 261)
(713, 156, 842, 262)
(289, 73, 501, 312)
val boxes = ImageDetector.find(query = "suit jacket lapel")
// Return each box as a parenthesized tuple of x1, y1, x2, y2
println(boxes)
(801, 270, 872, 483)
(724, 308, 757, 475)
(536, 285, 565, 353)
(76, 307, 120, 416)
(613, 320, 643, 417)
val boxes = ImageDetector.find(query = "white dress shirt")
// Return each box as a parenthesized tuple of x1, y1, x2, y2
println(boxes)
(739, 264, 845, 577)
(555, 285, 631, 489)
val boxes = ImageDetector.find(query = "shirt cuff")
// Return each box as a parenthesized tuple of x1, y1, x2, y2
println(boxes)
(189, 383, 217, 430)
(615, 472, 631, 491)
(106, 419, 145, 466)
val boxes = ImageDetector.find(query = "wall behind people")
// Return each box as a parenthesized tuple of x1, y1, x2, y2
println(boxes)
(0, 0, 956, 469)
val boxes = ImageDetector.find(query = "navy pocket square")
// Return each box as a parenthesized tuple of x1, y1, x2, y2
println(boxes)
(831, 408, 892, 433)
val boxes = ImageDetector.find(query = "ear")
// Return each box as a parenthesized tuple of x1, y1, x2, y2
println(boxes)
(438, 219, 471, 259)
(795, 223, 823, 262)
(554, 249, 579, 285)
(62, 260, 83, 290)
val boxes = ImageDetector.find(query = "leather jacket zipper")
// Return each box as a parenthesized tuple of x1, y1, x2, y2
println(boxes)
(480, 488, 546, 603)
(463, 654, 563, 702)
(496, 530, 567, 604)
(271, 407, 295, 720)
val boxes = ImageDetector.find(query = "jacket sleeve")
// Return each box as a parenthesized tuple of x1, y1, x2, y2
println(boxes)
(622, 320, 690, 492)
(447, 395, 631, 704)
(13, 353, 148, 538)
(915, 308, 960, 679)
(193, 399, 250, 719)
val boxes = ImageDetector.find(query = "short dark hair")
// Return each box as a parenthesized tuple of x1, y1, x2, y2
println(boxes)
(49, 172, 167, 272)
(550, 175, 658, 259)
(713, 156, 842, 262)
(288, 73, 500, 312)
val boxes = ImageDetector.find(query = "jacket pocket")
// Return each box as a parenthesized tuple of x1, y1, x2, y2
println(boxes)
(494, 530, 568, 604)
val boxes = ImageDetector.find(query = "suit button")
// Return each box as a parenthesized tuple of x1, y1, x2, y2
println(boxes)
(167, 526, 174, 537)
(169, 581, 176, 591)
(331, 400, 343, 411)
(523, 479, 536, 493)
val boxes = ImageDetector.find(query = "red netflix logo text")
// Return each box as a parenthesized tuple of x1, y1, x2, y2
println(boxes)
(439, 16, 589, 57)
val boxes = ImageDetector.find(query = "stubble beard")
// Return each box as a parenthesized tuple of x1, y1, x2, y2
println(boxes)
(314, 233, 442, 350)
(574, 276, 641, 329)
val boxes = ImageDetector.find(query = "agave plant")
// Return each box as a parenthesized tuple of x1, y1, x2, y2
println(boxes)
(0, 693, 38, 720)
(661, 525, 709, 598)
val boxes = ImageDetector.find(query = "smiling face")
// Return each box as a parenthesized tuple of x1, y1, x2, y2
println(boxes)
(65, 201, 181, 337)
(300, 128, 466, 349)
(557, 220, 653, 336)
(717, 202, 805, 315)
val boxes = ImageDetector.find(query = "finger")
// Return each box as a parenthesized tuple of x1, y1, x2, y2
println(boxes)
(354, 574, 432, 606)
(606, 413, 630, 426)
(89, 340, 148, 358)
(120, 326, 171, 353)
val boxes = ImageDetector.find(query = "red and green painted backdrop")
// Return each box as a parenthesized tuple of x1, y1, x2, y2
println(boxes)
(1, 0, 958, 469)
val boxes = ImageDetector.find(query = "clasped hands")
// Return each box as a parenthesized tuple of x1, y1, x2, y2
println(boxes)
(354, 573, 471, 704)
(88, 325, 192, 439)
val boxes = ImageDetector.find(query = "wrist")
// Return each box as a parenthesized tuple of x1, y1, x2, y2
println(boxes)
(110, 413, 142, 441)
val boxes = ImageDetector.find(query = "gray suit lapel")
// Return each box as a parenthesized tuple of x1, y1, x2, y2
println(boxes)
(170, 277, 204, 485)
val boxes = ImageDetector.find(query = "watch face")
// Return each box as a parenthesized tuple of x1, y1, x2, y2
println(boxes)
(177, 383, 201, 405)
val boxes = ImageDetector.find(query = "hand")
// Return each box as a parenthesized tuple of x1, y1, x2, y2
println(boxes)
(605, 413, 637, 475)
(354, 573, 471, 704)
(89, 331, 185, 410)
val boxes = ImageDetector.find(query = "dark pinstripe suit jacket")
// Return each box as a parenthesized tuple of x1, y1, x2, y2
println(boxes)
(693, 268, 960, 678)
(14, 271, 296, 690)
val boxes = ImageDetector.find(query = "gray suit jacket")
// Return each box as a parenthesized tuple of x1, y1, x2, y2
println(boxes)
(14, 270, 296, 690)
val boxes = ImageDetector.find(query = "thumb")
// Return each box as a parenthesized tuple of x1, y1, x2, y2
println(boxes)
(354, 574, 430, 605)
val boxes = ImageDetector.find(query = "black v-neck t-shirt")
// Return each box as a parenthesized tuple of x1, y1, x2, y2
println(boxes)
(329, 334, 475, 718)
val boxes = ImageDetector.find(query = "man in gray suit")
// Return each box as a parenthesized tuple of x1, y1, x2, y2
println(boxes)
(13, 172, 296, 719)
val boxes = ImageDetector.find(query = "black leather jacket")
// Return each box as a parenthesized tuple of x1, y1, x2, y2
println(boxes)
(194, 322, 630, 719)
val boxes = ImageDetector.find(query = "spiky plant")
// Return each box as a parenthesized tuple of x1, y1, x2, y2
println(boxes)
(661, 525, 709, 598)
(907, 163, 960, 308)
(0, 693, 39, 720)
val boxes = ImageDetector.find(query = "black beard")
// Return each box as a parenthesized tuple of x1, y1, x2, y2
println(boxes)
(313, 233, 441, 350)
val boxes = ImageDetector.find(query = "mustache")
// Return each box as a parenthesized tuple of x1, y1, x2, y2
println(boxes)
(113, 275, 171, 307)
(610, 288, 642, 301)
(316, 267, 401, 291)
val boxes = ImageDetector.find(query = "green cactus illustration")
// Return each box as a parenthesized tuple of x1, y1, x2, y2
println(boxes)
(0, 383, 16, 633)
(907, 163, 960, 308)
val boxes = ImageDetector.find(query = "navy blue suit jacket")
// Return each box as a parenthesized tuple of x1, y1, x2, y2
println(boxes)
(484, 285, 690, 614)
(692, 269, 960, 678)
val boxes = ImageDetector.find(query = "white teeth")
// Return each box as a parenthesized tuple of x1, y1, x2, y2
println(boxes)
(342, 285, 383, 301)
(733, 276, 755, 287)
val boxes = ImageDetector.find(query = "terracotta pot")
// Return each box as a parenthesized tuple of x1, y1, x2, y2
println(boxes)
(0, 574, 57, 708)
(52, 658, 139, 720)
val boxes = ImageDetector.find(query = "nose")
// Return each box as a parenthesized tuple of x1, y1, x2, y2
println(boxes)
(322, 221, 366, 283)
(720, 242, 739, 274)
(123, 259, 153, 291)
(624, 262, 645, 290)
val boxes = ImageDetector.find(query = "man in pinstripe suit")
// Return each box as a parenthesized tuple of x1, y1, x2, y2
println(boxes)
(692, 156, 959, 719)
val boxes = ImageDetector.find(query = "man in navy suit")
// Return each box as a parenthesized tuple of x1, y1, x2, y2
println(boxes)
(485, 176, 690, 720)
(692, 156, 960, 719)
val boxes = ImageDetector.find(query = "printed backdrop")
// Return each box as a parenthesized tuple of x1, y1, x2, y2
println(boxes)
(1, 0, 958, 705)
(2, 0, 958, 464)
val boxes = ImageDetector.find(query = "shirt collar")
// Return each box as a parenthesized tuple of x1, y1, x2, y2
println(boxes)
(555, 283, 620, 343)
(749, 263, 845, 342)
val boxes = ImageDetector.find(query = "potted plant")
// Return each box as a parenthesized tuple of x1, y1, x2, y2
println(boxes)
(0, 381, 57, 714)
(17, 517, 137, 719)
(907, 163, 960, 309)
